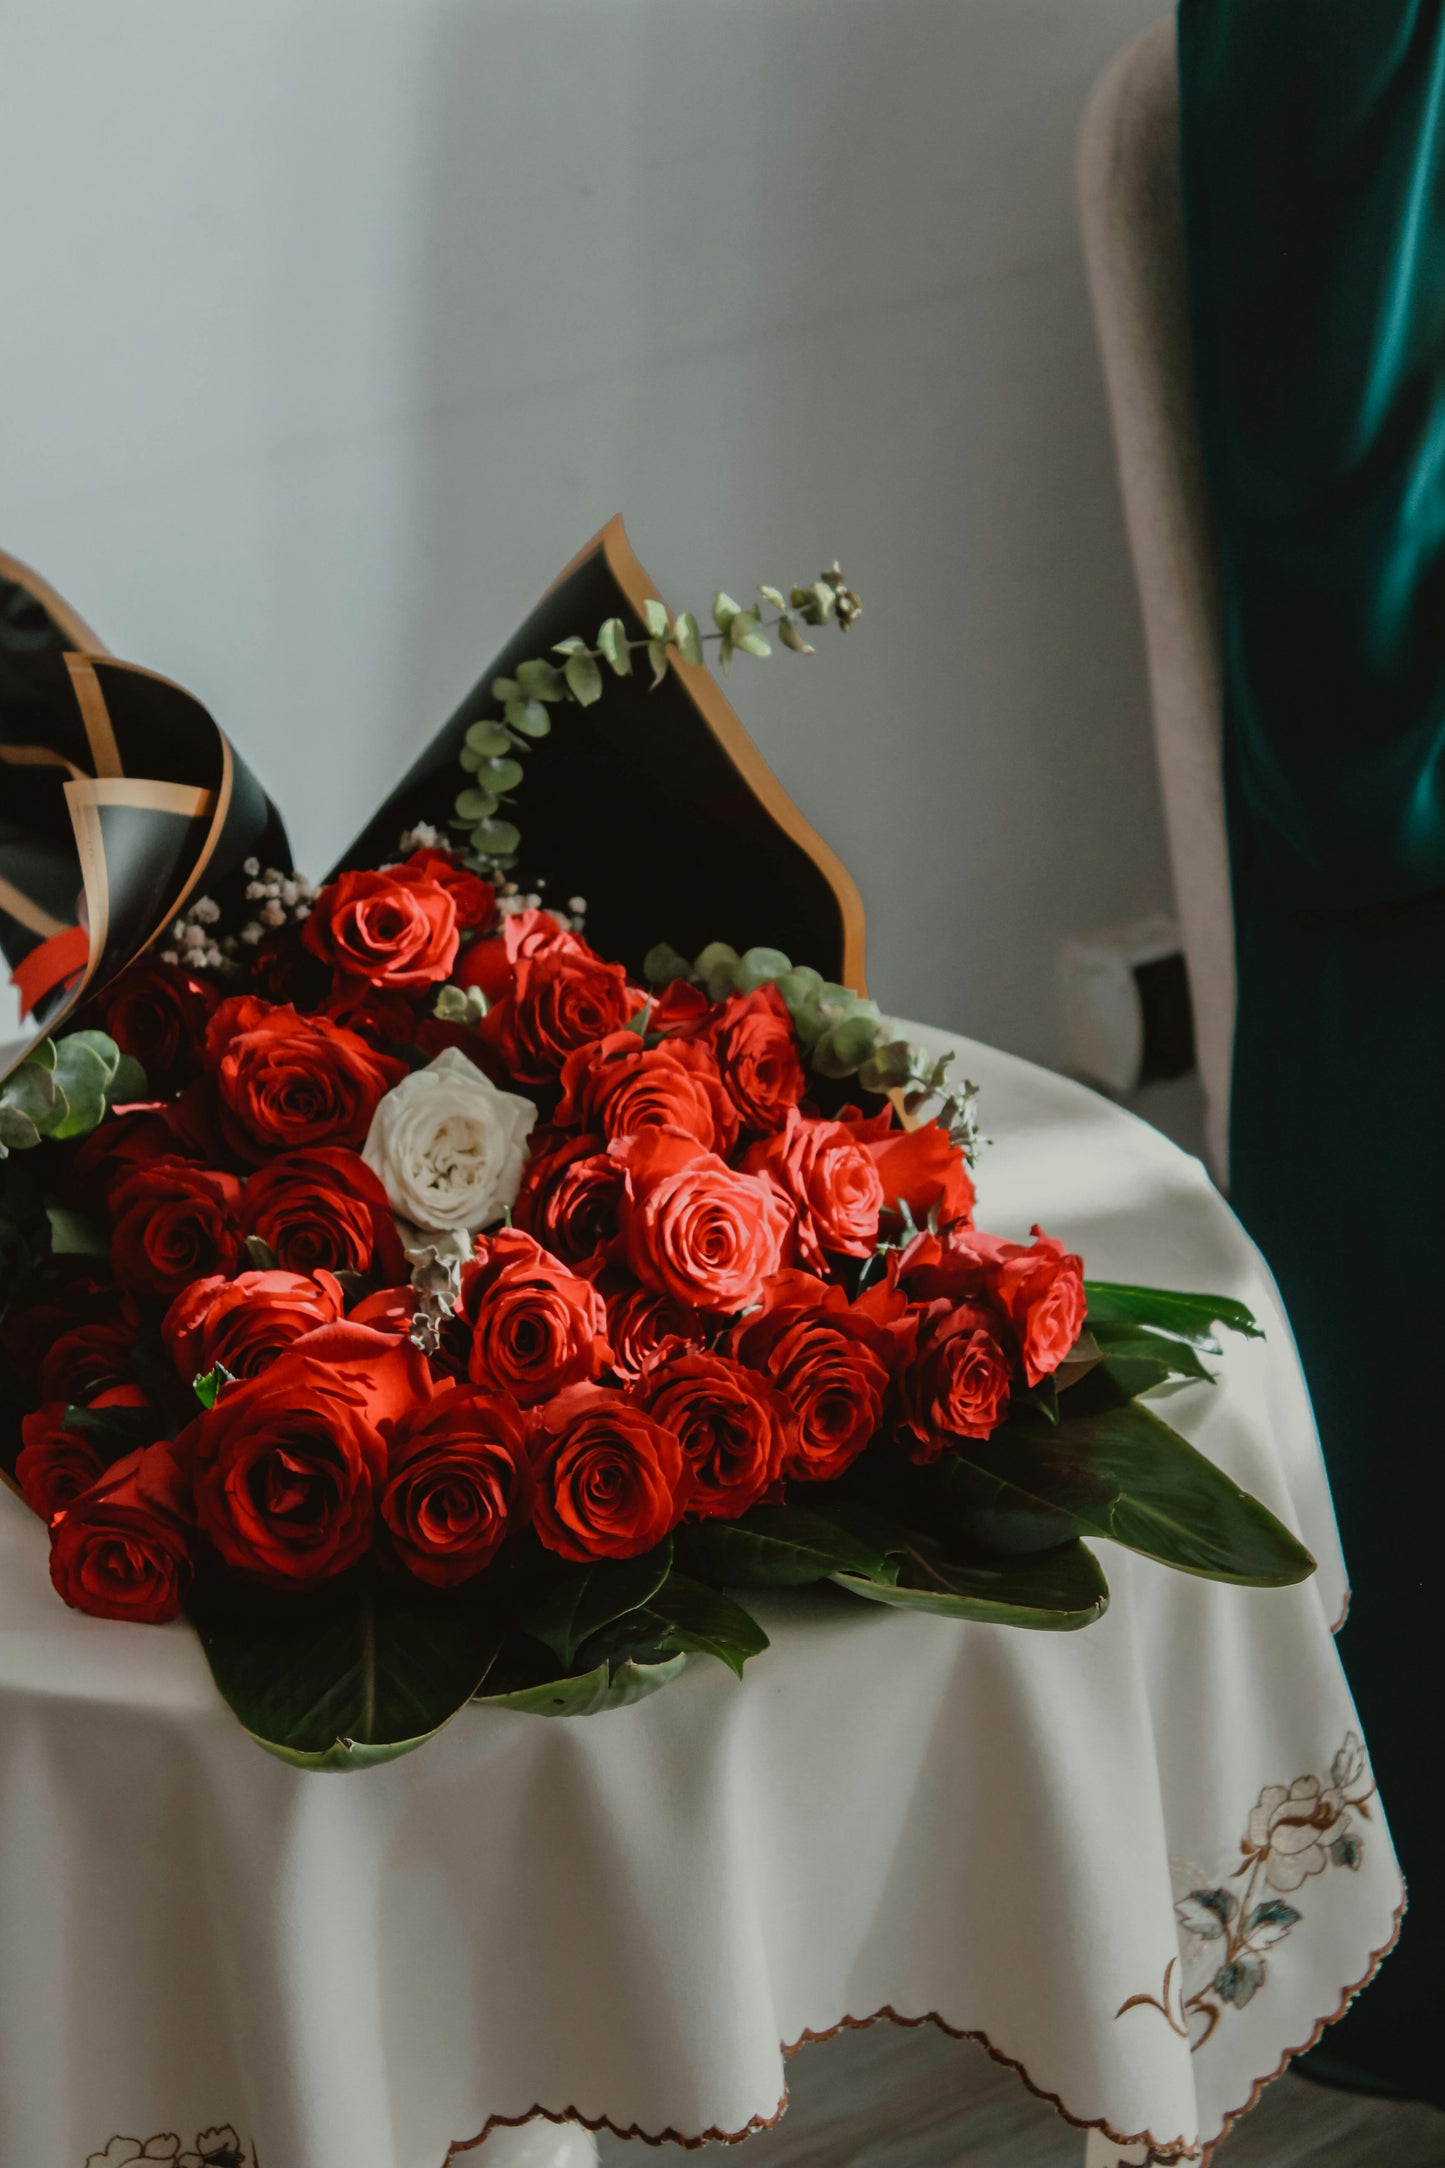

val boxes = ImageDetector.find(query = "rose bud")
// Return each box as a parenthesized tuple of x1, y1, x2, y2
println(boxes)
(48, 1442, 193, 1624)
(108, 1157, 243, 1299)
(615, 1129, 793, 1314)
(205, 995, 406, 1163)
(162, 1268, 346, 1383)
(179, 1328, 431, 1586)
(241, 1145, 407, 1280)
(638, 1351, 793, 1521)
(477, 943, 644, 1086)
(896, 1303, 1013, 1460)
(556, 1032, 739, 1155)
(512, 1130, 626, 1267)
(363, 1046, 536, 1237)
(303, 864, 460, 989)
(16, 1404, 109, 1524)
(380, 1384, 533, 1586)
(744, 1108, 885, 1269)
(529, 1381, 689, 1562)
(460, 1229, 611, 1406)
(706, 984, 806, 1133)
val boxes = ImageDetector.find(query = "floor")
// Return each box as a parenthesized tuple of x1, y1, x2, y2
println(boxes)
(597, 2019, 1445, 2166)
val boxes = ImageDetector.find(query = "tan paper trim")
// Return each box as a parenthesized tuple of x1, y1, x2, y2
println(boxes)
(0, 743, 84, 775)
(82, 778, 214, 820)
(63, 653, 123, 779)
(0, 875, 66, 941)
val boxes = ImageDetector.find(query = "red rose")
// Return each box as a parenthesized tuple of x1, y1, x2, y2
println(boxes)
(459, 1229, 611, 1406)
(897, 1302, 1012, 1458)
(556, 1031, 739, 1155)
(303, 865, 459, 989)
(403, 848, 496, 933)
(639, 1351, 792, 1521)
(70, 1101, 204, 1205)
(744, 1107, 884, 1268)
(39, 1308, 140, 1404)
(346, 1284, 415, 1334)
(478, 943, 643, 1085)
(734, 1277, 901, 1482)
(90, 959, 219, 1093)
(320, 983, 422, 1055)
(241, 1146, 407, 1280)
(380, 1384, 532, 1586)
(865, 1117, 976, 1233)
(48, 1442, 192, 1623)
(512, 1131, 626, 1266)
(910, 1225, 1086, 1387)
(647, 978, 711, 1036)
(706, 985, 806, 1132)
(603, 1280, 705, 1382)
(454, 906, 583, 1004)
(180, 1327, 430, 1585)
(108, 1157, 243, 1298)
(206, 997, 405, 1162)
(16, 1404, 109, 1522)
(529, 1382, 688, 1562)
(162, 1268, 346, 1382)
(617, 1129, 793, 1312)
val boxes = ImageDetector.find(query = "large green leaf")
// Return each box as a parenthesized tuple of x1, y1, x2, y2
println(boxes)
(189, 1564, 503, 1772)
(833, 1535, 1108, 1630)
(645, 1571, 769, 1678)
(475, 1652, 688, 1717)
(1084, 1281, 1263, 1350)
(941, 1402, 1315, 1586)
(1075, 1318, 1216, 1405)
(511, 1540, 674, 1671)
(675, 1503, 894, 1588)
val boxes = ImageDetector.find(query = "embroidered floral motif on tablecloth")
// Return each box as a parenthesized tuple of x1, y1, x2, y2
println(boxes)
(85, 2126, 249, 2168)
(1117, 1732, 1375, 2049)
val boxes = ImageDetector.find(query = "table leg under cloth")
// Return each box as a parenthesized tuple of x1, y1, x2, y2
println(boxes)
(0, 1033, 1401, 2168)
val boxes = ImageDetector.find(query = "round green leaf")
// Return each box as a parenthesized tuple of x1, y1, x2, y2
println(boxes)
(466, 719, 512, 757)
(734, 945, 792, 994)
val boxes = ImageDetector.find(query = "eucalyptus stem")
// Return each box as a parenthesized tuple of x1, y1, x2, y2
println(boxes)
(452, 566, 861, 869)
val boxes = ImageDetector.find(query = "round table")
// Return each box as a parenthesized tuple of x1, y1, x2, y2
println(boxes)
(0, 1029, 1403, 2168)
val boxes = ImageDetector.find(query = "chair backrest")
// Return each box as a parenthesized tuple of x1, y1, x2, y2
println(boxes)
(1079, 19, 1234, 1180)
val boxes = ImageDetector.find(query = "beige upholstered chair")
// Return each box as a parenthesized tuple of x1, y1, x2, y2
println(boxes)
(1079, 19, 1234, 1182)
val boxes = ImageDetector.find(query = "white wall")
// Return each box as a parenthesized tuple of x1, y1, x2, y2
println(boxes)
(0, 0, 1172, 1071)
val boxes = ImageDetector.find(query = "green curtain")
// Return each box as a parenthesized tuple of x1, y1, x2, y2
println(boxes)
(1177, 0, 1445, 2102)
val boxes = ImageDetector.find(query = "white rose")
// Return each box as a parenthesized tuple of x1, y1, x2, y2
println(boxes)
(362, 1046, 536, 1236)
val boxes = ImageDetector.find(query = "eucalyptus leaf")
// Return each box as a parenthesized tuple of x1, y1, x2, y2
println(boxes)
(643, 597, 670, 640)
(516, 658, 566, 703)
(693, 940, 740, 1000)
(486, 757, 525, 792)
(647, 637, 669, 686)
(505, 698, 553, 739)
(474, 819, 521, 858)
(777, 614, 815, 655)
(189, 1564, 503, 1772)
(597, 618, 633, 675)
(456, 786, 500, 822)
(673, 611, 703, 666)
(734, 945, 792, 994)
(563, 650, 604, 706)
(643, 942, 695, 986)
(466, 719, 513, 757)
(833, 1536, 1108, 1631)
(731, 611, 772, 659)
(3, 1060, 63, 1132)
(759, 584, 788, 610)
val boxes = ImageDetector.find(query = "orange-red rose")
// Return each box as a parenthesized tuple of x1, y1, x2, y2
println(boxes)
(603, 1280, 705, 1382)
(705, 985, 806, 1132)
(460, 1228, 611, 1405)
(380, 1384, 533, 1585)
(478, 942, 643, 1085)
(48, 1442, 192, 1623)
(617, 1129, 793, 1313)
(556, 1031, 739, 1155)
(454, 905, 582, 1004)
(241, 1145, 407, 1280)
(162, 1268, 346, 1382)
(744, 1107, 884, 1268)
(529, 1381, 688, 1561)
(304, 864, 460, 988)
(206, 997, 406, 1162)
(863, 1115, 976, 1233)
(897, 1303, 1012, 1458)
(907, 1225, 1086, 1387)
(512, 1131, 625, 1266)
(108, 1157, 243, 1298)
(639, 1351, 792, 1521)
(402, 847, 496, 933)
(733, 1276, 904, 1482)
(180, 1325, 430, 1585)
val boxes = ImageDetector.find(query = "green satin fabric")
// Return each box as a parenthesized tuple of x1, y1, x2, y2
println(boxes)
(1179, 0, 1445, 2102)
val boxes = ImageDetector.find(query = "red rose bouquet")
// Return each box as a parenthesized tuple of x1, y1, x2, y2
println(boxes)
(0, 530, 1312, 1769)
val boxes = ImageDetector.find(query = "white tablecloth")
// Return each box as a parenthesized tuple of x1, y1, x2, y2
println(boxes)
(0, 1029, 1403, 2168)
